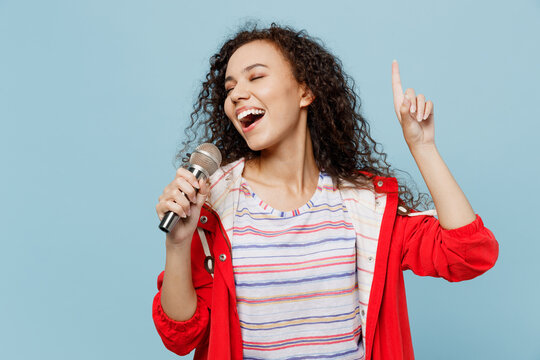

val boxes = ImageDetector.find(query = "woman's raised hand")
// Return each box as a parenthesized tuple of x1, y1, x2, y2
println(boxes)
(392, 60, 435, 148)
(156, 167, 210, 247)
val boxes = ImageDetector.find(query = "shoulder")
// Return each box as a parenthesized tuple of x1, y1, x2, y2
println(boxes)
(341, 170, 419, 216)
(201, 157, 246, 213)
(337, 171, 391, 214)
(355, 170, 437, 217)
(353, 170, 399, 194)
(209, 158, 246, 185)
(206, 158, 245, 195)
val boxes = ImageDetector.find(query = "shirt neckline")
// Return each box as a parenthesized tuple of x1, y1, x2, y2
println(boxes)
(239, 172, 333, 218)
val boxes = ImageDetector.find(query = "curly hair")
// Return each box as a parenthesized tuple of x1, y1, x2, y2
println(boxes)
(175, 21, 433, 211)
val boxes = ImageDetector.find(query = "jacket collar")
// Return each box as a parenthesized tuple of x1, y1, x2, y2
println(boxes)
(197, 157, 401, 233)
(201, 158, 246, 242)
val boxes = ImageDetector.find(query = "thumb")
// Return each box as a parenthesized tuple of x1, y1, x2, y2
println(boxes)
(185, 178, 210, 225)
(195, 178, 210, 206)
(400, 96, 414, 123)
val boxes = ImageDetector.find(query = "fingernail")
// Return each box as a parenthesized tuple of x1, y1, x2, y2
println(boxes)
(410, 105, 416, 113)
(423, 113, 428, 120)
(193, 182, 200, 190)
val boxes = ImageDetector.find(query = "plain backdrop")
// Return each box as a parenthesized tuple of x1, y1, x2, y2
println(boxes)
(1, 0, 539, 359)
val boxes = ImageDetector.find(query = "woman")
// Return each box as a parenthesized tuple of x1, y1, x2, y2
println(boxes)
(153, 23, 498, 359)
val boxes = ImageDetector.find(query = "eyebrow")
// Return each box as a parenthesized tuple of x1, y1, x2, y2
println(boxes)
(224, 63, 268, 83)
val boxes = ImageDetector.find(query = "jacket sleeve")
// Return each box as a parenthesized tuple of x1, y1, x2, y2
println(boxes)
(152, 229, 214, 356)
(397, 212, 499, 282)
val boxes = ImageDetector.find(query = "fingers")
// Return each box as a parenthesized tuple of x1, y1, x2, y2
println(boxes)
(402, 88, 433, 122)
(424, 100, 433, 120)
(168, 200, 188, 219)
(392, 60, 404, 116)
(401, 95, 411, 120)
(156, 168, 205, 221)
(156, 200, 186, 221)
(404, 88, 416, 113)
(174, 177, 197, 204)
(401, 88, 416, 123)
(167, 177, 197, 218)
(410, 94, 432, 121)
(198, 178, 210, 196)
(157, 186, 191, 219)
(392, 61, 434, 125)
(391, 60, 403, 98)
(176, 167, 200, 190)
(415, 94, 425, 122)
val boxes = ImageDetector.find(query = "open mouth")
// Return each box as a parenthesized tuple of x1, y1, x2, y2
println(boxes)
(240, 112, 265, 130)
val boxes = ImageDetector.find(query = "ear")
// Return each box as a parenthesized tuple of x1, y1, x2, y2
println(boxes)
(299, 84, 315, 108)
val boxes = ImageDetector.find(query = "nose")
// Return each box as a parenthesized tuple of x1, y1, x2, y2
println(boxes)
(229, 82, 250, 103)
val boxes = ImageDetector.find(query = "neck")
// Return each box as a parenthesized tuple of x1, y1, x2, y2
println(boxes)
(244, 112, 319, 193)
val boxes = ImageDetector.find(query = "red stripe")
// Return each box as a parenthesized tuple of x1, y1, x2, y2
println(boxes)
(357, 266, 374, 274)
(244, 337, 355, 351)
(209, 158, 244, 190)
(356, 232, 378, 241)
(234, 254, 353, 269)
(234, 260, 356, 275)
(233, 220, 353, 232)
(234, 225, 355, 237)
(245, 325, 361, 345)
(243, 327, 362, 351)
(238, 287, 355, 304)
(232, 221, 352, 231)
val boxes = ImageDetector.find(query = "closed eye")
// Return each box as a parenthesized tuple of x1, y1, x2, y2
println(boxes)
(225, 76, 264, 95)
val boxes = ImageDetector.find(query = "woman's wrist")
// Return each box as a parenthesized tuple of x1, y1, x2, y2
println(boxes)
(165, 236, 192, 253)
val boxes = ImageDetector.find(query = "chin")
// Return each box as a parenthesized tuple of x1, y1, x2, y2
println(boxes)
(245, 142, 265, 152)
(246, 138, 279, 153)
(241, 136, 264, 151)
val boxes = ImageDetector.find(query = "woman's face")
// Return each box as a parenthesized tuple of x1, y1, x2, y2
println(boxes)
(223, 40, 313, 152)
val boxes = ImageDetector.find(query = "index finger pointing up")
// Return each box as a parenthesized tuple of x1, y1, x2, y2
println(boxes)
(392, 59, 403, 100)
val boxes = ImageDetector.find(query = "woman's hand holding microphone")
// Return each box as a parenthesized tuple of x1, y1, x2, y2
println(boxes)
(156, 167, 210, 247)
(155, 144, 220, 321)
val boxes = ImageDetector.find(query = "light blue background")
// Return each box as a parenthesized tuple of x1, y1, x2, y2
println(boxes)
(1, 0, 538, 359)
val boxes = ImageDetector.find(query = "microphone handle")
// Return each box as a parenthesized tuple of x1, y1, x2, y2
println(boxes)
(159, 166, 207, 233)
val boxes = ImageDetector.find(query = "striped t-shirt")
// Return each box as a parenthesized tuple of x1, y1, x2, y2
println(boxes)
(231, 172, 365, 359)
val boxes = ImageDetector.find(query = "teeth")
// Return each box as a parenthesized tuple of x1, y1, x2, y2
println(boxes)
(238, 108, 265, 121)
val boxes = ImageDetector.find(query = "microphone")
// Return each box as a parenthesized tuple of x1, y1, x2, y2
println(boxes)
(159, 143, 222, 233)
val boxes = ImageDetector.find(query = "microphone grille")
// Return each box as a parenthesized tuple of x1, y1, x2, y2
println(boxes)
(189, 143, 222, 176)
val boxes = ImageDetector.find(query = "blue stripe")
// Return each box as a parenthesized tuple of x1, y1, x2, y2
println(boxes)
(232, 236, 356, 250)
(240, 306, 360, 331)
(238, 302, 355, 318)
(235, 203, 349, 220)
(234, 221, 354, 237)
(286, 348, 362, 360)
(241, 306, 360, 326)
(240, 316, 357, 331)
(237, 285, 357, 303)
(232, 246, 354, 260)
(235, 271, 355, 288)
(245, 327, 362, 349)
(244, 347, 362, 360)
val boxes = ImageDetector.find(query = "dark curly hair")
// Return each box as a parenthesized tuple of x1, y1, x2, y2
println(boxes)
(175, 21, 433, 211)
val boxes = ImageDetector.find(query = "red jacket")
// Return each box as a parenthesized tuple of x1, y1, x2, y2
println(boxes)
(152, 169, 498, 359)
